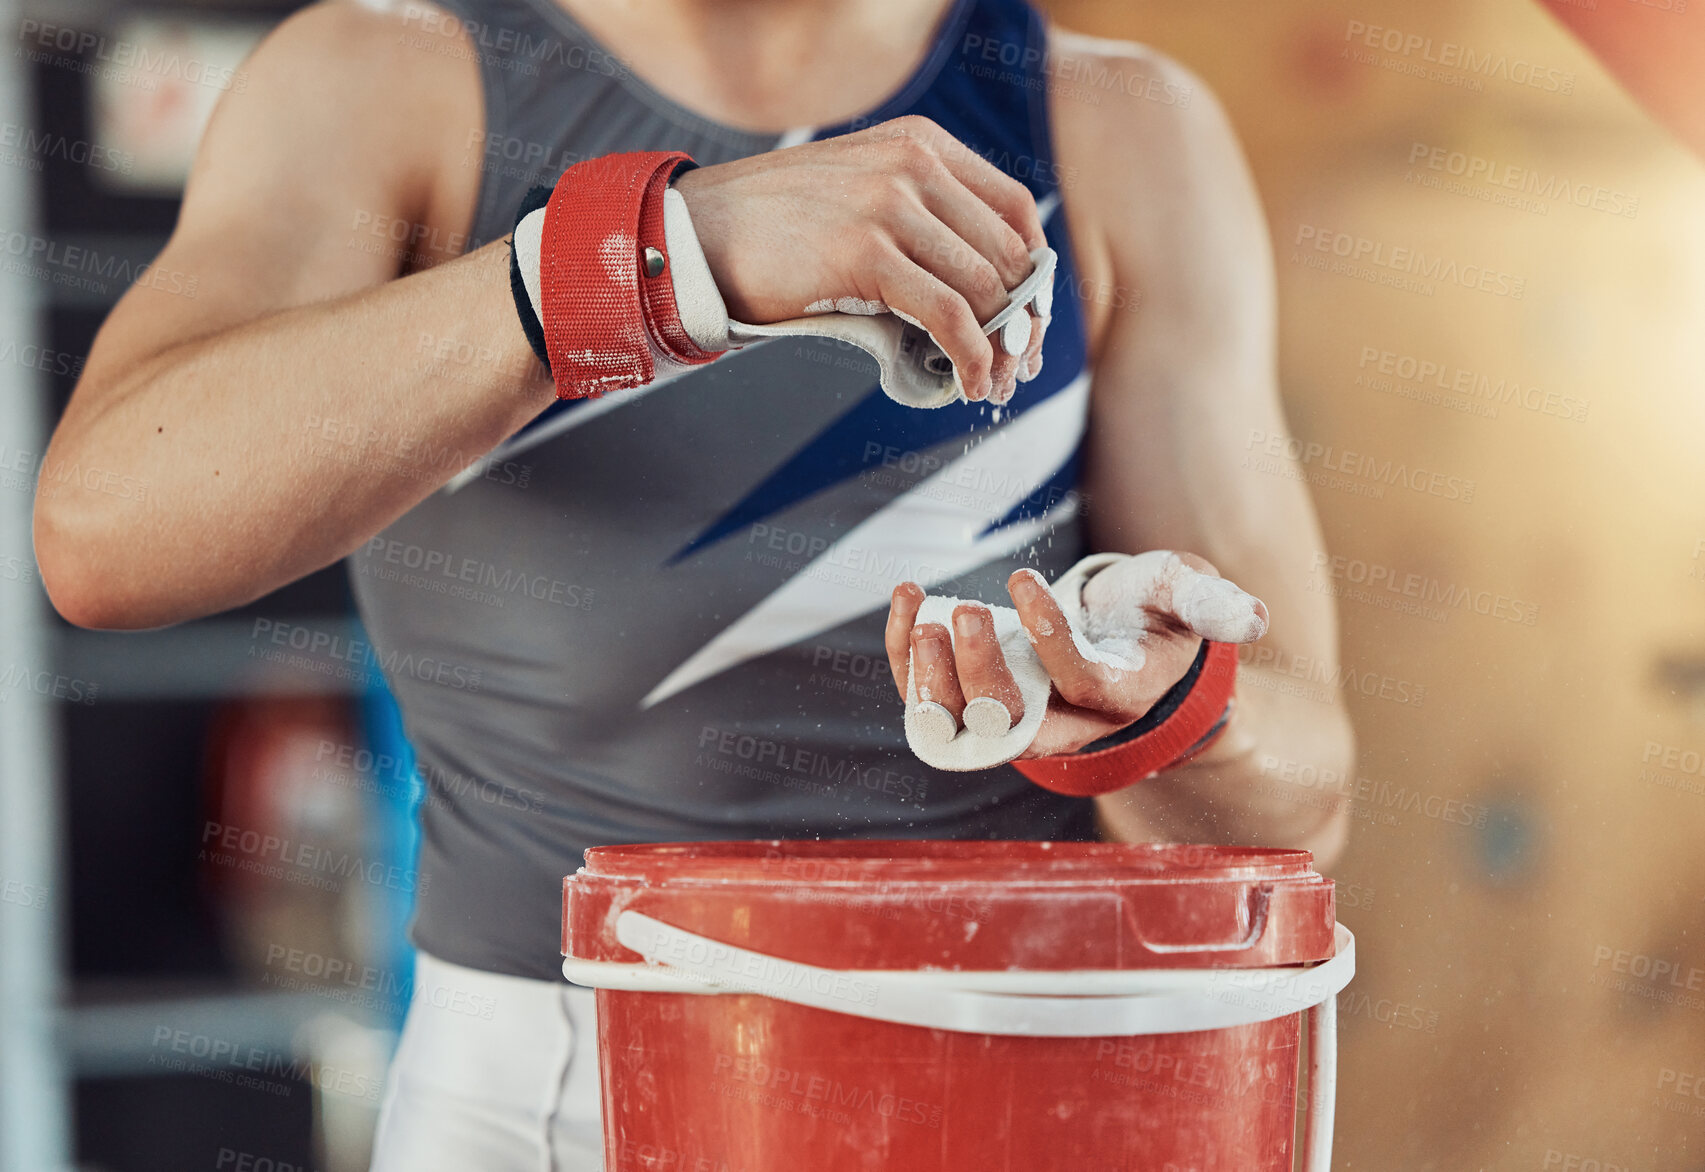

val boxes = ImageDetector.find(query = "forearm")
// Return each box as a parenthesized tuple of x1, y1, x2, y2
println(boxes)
(1094, 664, 1355, 866)
(35, 240, 554, 629)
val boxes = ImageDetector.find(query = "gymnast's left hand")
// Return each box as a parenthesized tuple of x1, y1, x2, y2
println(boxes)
(883, 552, 1268, 758)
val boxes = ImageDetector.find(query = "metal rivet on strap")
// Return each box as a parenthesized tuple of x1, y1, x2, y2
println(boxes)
(643, 246, 666, 278)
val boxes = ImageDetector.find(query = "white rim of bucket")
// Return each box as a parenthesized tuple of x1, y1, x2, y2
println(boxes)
(566, 913, 1353, 1037)
(564, 914, 1352, 1172)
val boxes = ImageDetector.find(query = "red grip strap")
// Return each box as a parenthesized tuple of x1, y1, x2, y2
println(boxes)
(539, 150, 718, 400)
(1011, 639, 1240, 797)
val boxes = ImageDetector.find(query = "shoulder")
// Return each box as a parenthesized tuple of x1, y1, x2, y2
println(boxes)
(1044, 26, 1204, 119)
(1040, 28, 1271, 359)
(222, 1, 479, 146)
(236, 1, 416, 92)
(1043, 26, 1244, 211)
(1043, 26, 1267, 294)
(254, 0, 457, 75)
(195, 1, 483, 219)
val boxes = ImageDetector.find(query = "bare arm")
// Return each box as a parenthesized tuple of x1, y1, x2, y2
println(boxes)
(32, 3, 555, 630)
(880, 45, 1351, 863)
(1055, 41, 1354, 863)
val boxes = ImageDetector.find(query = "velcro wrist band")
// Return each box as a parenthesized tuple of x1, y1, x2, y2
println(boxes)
(515, 150, 722, 400)
(1011, 639, 1240, 798)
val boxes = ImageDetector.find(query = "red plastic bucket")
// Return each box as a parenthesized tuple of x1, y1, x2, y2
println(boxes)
(562, 840, 1350, 1171)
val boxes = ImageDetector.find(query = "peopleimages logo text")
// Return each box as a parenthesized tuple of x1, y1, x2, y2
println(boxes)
(1294, 225, 1525, 298)
(1342, 21, 1574, 94)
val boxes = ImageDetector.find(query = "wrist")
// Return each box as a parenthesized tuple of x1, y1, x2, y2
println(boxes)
(506, 151, 723, 400)
(1075, 638, 1221, 754)
(1011, 639, 1240, 798)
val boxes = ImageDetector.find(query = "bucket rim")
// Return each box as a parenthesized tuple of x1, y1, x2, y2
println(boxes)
(577, 839, 1320, 886)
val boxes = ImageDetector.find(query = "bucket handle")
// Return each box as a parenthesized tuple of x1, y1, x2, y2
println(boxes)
(1301, 990, 1338, 1172)
(565, 914, 1352, 1171)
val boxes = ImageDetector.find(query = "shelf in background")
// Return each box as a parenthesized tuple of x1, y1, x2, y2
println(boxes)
(55, 615, 368, 701)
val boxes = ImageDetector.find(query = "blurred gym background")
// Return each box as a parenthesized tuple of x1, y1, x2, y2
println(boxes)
(0, 0, 1701, 1168)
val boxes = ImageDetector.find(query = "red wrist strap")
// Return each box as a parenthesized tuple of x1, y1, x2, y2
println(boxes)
(1011, 639, 1240, 798)
(539, 150, 719, 400)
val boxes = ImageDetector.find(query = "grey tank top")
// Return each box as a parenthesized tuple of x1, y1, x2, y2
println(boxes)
(351, 0, 1101, 979)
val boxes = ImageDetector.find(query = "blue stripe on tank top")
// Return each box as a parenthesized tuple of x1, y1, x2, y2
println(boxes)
(514, 0, 1088, 562)
(669, 0, 1087, 564)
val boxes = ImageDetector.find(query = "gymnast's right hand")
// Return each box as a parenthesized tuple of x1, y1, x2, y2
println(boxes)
(671, 115, 1049, 403)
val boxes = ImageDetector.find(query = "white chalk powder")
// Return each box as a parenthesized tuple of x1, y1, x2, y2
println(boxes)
(599, 231, 636, 281)
(1009, 561, 1148, 674)
(804, 296, 889, 315)
(1080, 551, 1267, 646)
(1171, 572, 1268, 643)
(963, 695, 1014, 738)
(904, 595, 1051, 772)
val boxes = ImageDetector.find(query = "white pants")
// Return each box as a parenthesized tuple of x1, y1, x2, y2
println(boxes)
(370, 950, 604, 1171)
